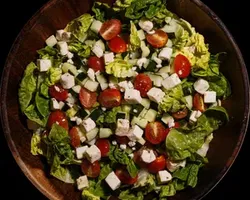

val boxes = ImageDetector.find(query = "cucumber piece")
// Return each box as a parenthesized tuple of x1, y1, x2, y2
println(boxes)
(90, 20, 103, 34)
(137, 137, 146, 145)
(131, 117, 148, 128)
(78, 109, 90, 119)
(89, 108, 103, 121)
(95, 39, 105, 51)
(158, 66, 170, 73)
(80, 77, 89, 87)
(86, 128, 99, 141)
(96, 74, 107, 84)
(66, 106, 79, 118)
(148, 74, 163, 87)
(161, 113, 174, 125)
(116, 112, 126, 120)
(62, 63, 78, 76)
(141, 98, 151, 109)
(76, 72, 87, 82)
(131, 104, 144, 117)
(84, 80, 99, 92)
(145, 60, 156, 72)
(150, 101, 159, 110)
(99, 128, 113, 138)
(72, 85, 81, 94)
(139, 108, 149, 118)
(144, 109, 158, 122)
(184, 95, 193, 110)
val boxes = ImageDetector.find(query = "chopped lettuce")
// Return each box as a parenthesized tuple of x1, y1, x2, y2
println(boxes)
(159, 182, 176, 197)
(44, 67, 62, 86)
(119, 190, 144, 200)
(114, 0, 135, 10)
(24, 104, 47, 127)
(68, 41, 91, 58)
(31, 130, 44, 156)
(82, 189, 100, 200)
(35, 92, 50, 118)
(91, 2, 116, 22)
(129, 21, 141, 51)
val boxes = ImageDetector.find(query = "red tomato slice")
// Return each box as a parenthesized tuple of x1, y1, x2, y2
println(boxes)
(49, 84, 68, 101)
(99, 19, 122, 40)
(174, 54, 191, 78)
(115, 135, 130, 144)
(145, 121, 167, 145)
(172, 107, 188, 120)
(95, 139, 110, 157)
(98, 89, 121, 108)
(79, 87, 97, 109)
(115, 167, 138, 185)
(134, 74, 152, 97)
(47, 110, 69, 131)
(147, 155, 166, 173)
(108, 36, 127, 53)
(193, 93, 206, 112)
(87, 56, 105, 72)
(146, 30, 168, 48)
(81, 159, 100, 178)
(69, 127, 81, 148)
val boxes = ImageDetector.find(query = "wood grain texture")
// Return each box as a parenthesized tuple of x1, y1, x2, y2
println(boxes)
(0, 0, 249, 200)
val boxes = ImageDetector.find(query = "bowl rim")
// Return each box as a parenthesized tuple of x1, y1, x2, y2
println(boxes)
(0, 0, 249, 199)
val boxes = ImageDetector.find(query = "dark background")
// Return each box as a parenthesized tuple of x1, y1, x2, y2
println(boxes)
(0, 0, 249, 199)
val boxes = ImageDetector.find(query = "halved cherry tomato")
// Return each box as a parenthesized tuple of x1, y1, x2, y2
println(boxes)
(87, 56, 105, 72)
(174, 54, 191, 78)
(95, 139, 110, 157)
(69, 127, 81, 148)
(98, 89, 121, 108)
(47, 110, 69, 131)
(108, 36, 127, 53)
(147, 155, 166, 173)
(146, 30, 168, 48)
(79, 87, 97, 109)
(134, 74, 152, 97)
(193, 93, 206, 112)
(115, 167, 138, 185)
(49, 84, 68, 101)
(172, 107, 188, 120)
(99, 19, 122, 40)
(81, 159, 100, 178)
(115, 135, 130, 144)
(145, 121, 167, 145)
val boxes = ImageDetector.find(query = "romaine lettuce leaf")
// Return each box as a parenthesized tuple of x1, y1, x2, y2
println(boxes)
(35, 92, 50, 118)
(119, 190, 144, 200)
(129, 21, 141, 51)
(44, 67, 62, 86)
(159, 182, 176, 197)
(24, 104, 47, 127)
(91, 2, 117, 22)
(68, 41, 91, 58)
(31, 131, 44, 156)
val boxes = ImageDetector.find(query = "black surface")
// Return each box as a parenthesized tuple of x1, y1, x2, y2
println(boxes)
(0, 0, 249, 199)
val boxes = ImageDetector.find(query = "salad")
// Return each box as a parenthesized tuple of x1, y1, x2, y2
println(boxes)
(18, 0, 231, 199)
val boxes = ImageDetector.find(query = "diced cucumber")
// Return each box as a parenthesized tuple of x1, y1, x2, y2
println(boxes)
(145, 60, 157, 72)
(116, 112, 126, 120)
(144, 109, 157, 122)
(141, 98, 151, 109)
(80, 78, 89, 87)
(90, 20, 103, 34)
(141, 41, 150, 58)
(76, 72, 87, 82)
(139, 108, 149, 118)
(131, 104, 144, 117)
(89, 108, 103, 121)
(99, 128, 113, 138)
(86, 128, 99, 141)
(96, 74, 107, 84)
(95, 39, 105, 51)
(100, 82, 108, 90)
(184, 95, 193, 109)
(84, 80, 99, 92)
(161, 113, 174, 125)
(137, 29, 146, 40)
(150, 101, 159, 110)
(72, 85, 81, 94)
(131, 117, 148, 128)
(62, 62, 78, 76)
(137, 137, 146, 145)
(158, 66, 170, 73)
(84, 40, 96, 47)
(148, 74, 163, 87)
(78, 109, 90, 119)
(66, 106, 79, 118)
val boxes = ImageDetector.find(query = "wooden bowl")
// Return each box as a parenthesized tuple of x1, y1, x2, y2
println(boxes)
(0, 0, 249, 199)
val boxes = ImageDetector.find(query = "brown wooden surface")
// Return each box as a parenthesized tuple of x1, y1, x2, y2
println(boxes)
(0, 0, 249, 200)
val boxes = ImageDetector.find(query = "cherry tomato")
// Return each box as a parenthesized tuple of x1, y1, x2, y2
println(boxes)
(49, 84, 68, 101)
(193, 93, 206, 112)
(108, 36, 127, 53)
(81, 159, 101, 178)
(133, 147, 158, 169)
(99, 19, 122, 40)
(145, 121, 167, 145)
(172, 107, 188, 120)
(69, 127, 81, 148)
(47, 110, 69, 131)
(134, 74, 152, 97)
(115, 167, 138, 185)
(98, 89, 121, 108)
(146, 30, 168, 48)
(87, 56, 105, 72)
(79, 87, 97, 109)
(147, 155, 166, 173)
(115, 135, 130, 144)
(95, 139, 110, 157)
(174, 54, 191, 78)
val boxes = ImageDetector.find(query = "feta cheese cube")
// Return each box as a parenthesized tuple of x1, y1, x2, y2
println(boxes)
(118, 81, 134, 92)
(168, 117, 175, 128)
(57, 41, 69, 56)
(128, 153, 134, 159)
(166, 160, 186, 172)
(204, 91, 217, 103)
(147, 87, 165, 104)
(112, 140, 117, 145)
(45, 35, 57, 47)
(85, 145, 101, 163)
(87, 68, 95, 81)
(76, 118, 83, 126)
(162, 73, 181, 90)
(128, 141, 136, 147)
(51, 98, 60, 110)
(67, 52, 74, 59)
(56, 30, 64, 40)
(104, 52, 114, 65)
(124, 89, 142, 104)
(193, 78, 209, 94)
(84, 80, 99, 92)
(128, 125, 144, 141)
(158, 47, 173, 60)
(120, 144, 127, 150)
(76, 146, 88, 159)
(137, 137, 146, 145)
(76, 175, 89, 190)
(60, 73, 75, 89)
(189, 110, 198, 123)
(66, 93, 76, 106)
(132, 147, 136, 151)
(90, 20, 103, 34)
(56, 30, 71, 41)
(137, 58, 149, 68)
(157, 170, 172, 184)
(82, 118, 96, 132)
(115, 119, 130, 136)
(141, 150, 156, 163)
(105, 172, 121, 190)
(67, 59, 74, 65)
(138, 19, 153, 32)
(137, 29, 146, 40)
(37, 59, 51, 72)
(92, 45, 103, 58)
(195, 110, 202, 118)
(86, 138, 97, 146)
(152, 56, 162, 65)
